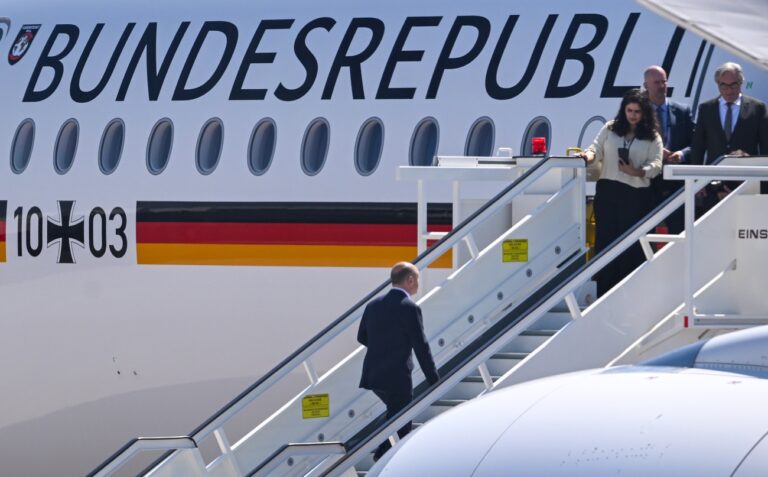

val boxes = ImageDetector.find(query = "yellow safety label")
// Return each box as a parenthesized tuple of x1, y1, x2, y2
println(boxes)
(502, 239, 528, 262)
(302, 393, 330, 419)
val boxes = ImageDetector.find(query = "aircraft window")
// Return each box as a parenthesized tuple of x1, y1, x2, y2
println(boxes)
(465, 117, 495, 156)
(409, 117, 439, 166)
(54, 118, 79, 174)
(578, 116, 607, 148)
(520, 116, 551, 156)
(248, 118, 276, 175)
(196, 118, 224, 175)
(11, 118, 35, 174)
(147, 118, 173, 175)
(301, 117, 330, 176)
(99, 119, 125, 175)
(354, 117, 384, 176)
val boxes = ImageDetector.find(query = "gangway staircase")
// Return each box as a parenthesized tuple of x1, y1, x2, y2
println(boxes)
(89, 156, 768, 477)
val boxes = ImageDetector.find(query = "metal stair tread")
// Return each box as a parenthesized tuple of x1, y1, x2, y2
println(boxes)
(520, 329, 559, 337)
(462, 375, 501, 383)
(432, 399, 466, 407)
(492, 352, 528, 360)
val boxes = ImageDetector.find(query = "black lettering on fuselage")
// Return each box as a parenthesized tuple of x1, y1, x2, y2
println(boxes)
(71, 23, 135, 103)
(274, 17, 335, 102)
(173, 21, 238, 101)
(19, 13, 681, 103)
(23, 24, 80, 102)
(661, 26, 686, 96)
(117, 22, 190, 101)
(601, 13, 640, 98)
(229, 19, 294, 101)
(322, 18, 385, 100)
(545, 14, 608, 98)
(427, 15, 490, 99)
(485, 14, 557, 100)
(376, 16, 442, 100)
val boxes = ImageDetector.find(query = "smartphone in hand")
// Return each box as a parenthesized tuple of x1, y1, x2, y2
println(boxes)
(617, 147, 629, 165)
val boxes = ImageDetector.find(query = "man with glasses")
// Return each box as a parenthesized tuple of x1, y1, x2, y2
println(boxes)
(690, 62, 768, 209)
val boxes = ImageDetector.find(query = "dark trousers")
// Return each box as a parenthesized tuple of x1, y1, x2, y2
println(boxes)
(372, 388, 413, 459)
(594, 179, 654, 297)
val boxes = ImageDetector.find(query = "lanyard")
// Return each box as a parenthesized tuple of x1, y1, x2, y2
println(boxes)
(623, 136, 635, 150)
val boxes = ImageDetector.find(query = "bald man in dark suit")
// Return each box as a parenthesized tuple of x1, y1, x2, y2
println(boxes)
(644, 65, 695, 233)
(690, 62, 768, 209)
(358, 261, 439, 461)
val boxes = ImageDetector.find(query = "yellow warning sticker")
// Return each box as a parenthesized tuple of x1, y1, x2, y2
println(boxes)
(502, 239, 528, 262)
(302, 394, 330, 419)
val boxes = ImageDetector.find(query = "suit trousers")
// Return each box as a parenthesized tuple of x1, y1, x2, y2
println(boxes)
(372, 388, 413, 459)
(594, 179, 654, 297)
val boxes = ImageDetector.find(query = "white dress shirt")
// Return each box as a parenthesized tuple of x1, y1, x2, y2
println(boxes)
(719, 94, 742, 129)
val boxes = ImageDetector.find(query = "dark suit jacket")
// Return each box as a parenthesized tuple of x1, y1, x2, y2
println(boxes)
(690, 95, 768, 165)
(653, 99, 695, 195)
(358, 289, 439, 394)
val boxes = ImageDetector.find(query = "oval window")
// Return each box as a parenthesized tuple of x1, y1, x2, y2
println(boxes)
(520, 116, 551, 156)
(465, 117, 495, 157)
(11, 118, 35, 174)
(355, 117, 384, 176)
(248, 118, 276, 175)
(409, 117, 439, 166)
(196, 118, 223, 175)
(54, 118, 79, 174)
(301, 118, 330, 176)
(99, 119, 125, 175)
(578, 116, 607, 149)
(147, 118, 173, 175)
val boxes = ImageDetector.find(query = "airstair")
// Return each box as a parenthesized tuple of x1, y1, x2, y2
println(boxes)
(89, 156, 768, 477)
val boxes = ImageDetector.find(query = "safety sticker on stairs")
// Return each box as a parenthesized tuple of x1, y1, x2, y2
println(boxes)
(302, 393, 330, 419)
(502, 239, 528, 262)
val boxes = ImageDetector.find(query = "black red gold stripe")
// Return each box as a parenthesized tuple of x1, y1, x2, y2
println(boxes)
(0, 201, 5, 262)
(136, 202, 452, 267)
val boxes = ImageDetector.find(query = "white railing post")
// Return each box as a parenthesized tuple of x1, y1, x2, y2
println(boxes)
(303, 360, 319, 385)
(452, 179, 461, 268)
(417, 179, 427, 256)
(214, 428, 244, 477)
(684, 178, 696, 319)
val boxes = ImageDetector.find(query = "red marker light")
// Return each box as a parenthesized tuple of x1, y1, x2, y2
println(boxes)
(531, 137, 547, 155)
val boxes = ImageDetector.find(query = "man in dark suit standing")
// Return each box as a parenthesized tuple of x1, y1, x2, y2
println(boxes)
(644, 65, 695, 233)
(690, 62, 768, 208)
(358, 261, 439, 461)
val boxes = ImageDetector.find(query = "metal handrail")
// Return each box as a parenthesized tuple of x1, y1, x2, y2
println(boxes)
(322, 155, 768, 476)
(89, 155, 584, 477)
(248, 442, 345, 477)
(86, 437, 196, 477)
(321, 170, 704, 477)
(189, 157, 578, 437)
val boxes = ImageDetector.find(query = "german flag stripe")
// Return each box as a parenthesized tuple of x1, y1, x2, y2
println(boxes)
(137, 201, 452, 225)
(0, 201, 5, 263)
(137, 244, 453, 268)
(136, 202, 453, 267)
(137, 222, 451, 246)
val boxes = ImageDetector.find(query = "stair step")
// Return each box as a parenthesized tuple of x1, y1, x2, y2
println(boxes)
(520, 329, 559, 337)
(433, 399, 466, 407)
(492, 352, 528, 360)
(529, 311, 573, 330)
(462, 375, 500, 384)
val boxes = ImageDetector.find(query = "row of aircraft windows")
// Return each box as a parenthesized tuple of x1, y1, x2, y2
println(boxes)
(8, 116, 565, 177)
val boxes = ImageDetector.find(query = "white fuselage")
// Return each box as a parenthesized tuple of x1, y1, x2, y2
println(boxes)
(0, 0, 766, 475)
